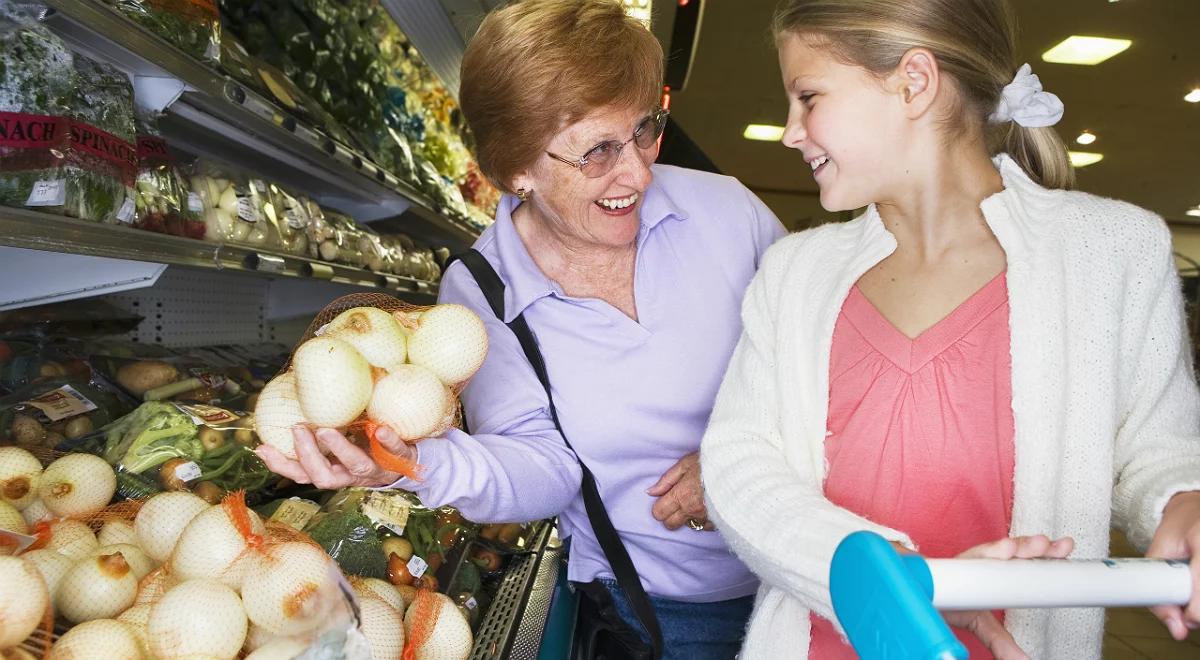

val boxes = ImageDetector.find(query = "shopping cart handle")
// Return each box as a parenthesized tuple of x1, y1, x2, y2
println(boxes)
(830, 531, 967, 660)
(830, 531, 1192, 660)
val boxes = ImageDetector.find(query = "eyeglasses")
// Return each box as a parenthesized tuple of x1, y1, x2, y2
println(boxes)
(546, 109, 669, 178)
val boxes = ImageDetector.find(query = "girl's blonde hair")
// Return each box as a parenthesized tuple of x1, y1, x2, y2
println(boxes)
(773, 0, 1074, 190)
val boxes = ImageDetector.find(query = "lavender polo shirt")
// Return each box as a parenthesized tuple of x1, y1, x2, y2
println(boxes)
(399, 164, 785, 602)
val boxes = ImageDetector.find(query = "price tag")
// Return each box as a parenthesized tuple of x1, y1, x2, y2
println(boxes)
(269, 497, 321, 531)
(236, 196, 259, 222)
(23, 385, 98, 422)
(362, 491, 410, 536)
(284, 208, 306, 230)
(173, 461, 202, 483)
(464, 597, 478, 610)
(406, 555, 428, 579)
(116, 196, 136, 224)
(187, 192, 204, 213)
(173, 403, 239, 426)
(25, 179, 66, 207)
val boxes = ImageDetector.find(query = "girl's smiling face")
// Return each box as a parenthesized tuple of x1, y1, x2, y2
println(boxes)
(777, 33, 913, 212)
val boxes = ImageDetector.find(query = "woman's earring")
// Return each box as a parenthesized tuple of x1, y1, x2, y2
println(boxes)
(516, 188, 531, 201)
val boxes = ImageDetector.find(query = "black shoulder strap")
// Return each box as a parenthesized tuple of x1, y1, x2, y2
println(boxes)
(452, 249, 663, 659)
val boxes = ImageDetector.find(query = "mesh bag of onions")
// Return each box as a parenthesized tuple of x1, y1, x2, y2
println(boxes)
(255, 294, 489, 480)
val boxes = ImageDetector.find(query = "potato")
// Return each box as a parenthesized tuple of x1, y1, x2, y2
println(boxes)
(116, 361, 179, 397)
(9, 414, 46, 445)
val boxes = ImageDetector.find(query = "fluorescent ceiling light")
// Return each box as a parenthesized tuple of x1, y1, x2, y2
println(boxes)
(622, 0, 651, 27)
(1042, 36, 1131, 65)
(743, 124, 785, 141)
(1188, 208, 1200, 218)
(1185, 89, 1200, 103)
(1068, 151, 1104, 168)
(1075, 131, 1096, 145)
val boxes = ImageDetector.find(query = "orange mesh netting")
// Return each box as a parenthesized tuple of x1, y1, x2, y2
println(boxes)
(401, 587, 444, 660)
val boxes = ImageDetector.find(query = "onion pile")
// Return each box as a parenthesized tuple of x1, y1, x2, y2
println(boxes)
(255, 303, 488, 460)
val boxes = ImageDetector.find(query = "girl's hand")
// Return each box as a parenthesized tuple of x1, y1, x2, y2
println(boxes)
(648, 452, 714, 531)
(1146, 490, 1200, 639)
(255, 426, 414, 489)
(943, 534, 1076, 660)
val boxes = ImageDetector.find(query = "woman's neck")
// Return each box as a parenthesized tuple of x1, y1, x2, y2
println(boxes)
(512, 202, 636, 284)
(875, 148, 1005, 262)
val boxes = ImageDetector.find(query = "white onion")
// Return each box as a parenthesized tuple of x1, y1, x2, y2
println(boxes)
(292, 336, 373, 427)
(116, 602, 152, 658)
(38, 453, 116, 518)
(44, 519, 99, 561)
(0, 446, 43, 511)
(89, 543, 156, 580)
(0, 555, 48, 648)
(322, 307, 408, 370)
(245, 637, 310, 660)
(48, 619, 141, 660)
(148, 579, 248, 660)
(359, 594, 405, 660)
(367, 365, 457, 441)
(135, 491, 210, 562)
(0, 499, 28, 537)
(241, 541, 342, 637)
(354, 576, 405, 612)
(403, 592, 473, 660)
(242, 622, 306, 653)
(170, 501, 264, 589)
(21, 498, 52, 527)
(254, 373, 311, 460)
(401, 304, 489, 388)
(20, 548, 74, 599)
(56, 552, 138, 623)
(97, 519, 139, 547)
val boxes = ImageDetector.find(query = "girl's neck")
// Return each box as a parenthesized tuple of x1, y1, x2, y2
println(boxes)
(875, 148, 1005, 261)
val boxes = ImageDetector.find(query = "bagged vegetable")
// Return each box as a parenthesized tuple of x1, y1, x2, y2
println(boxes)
(263, 183, 309, 256)
(108, 0, 220, 63)
(65, 55, 139, 224)
(133, 113, 204, 238)
(93, 401, 275, 502)
(0, 377, 134, 449)
(255, 294, 488, 481)
(187, 161, 274, 246)
(304, 197, 335, 261)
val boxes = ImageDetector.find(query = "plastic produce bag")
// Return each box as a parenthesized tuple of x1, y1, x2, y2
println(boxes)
(108, 0, 221, 63)
(304, 197, 335, 260)
(133, 113, 204, 238)
(0, 376, 134, 449)
(65, 56, 139, 224)
(187, 162, 274, 246)
(264, 183, 310, 256)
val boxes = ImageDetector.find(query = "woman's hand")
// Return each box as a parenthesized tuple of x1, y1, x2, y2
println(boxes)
(1146, 490, 1200, 639)
(254, 426, 416, 490)
(943, 534, 1075, 660)
(647, 452, 714, 531)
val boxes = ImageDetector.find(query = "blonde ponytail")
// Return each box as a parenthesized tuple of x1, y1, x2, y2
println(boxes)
(995, 120, 1075, 191)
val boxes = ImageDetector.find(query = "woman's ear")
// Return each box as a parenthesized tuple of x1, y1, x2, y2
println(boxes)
(891, 48, 941, 119)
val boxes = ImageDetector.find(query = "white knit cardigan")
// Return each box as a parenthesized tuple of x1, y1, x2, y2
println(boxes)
(700, 155, 1200, 659)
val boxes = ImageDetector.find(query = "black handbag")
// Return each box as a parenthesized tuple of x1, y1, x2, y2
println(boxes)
(454, 249, 663, 660)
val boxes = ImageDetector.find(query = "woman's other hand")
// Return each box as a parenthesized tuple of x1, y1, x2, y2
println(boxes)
(1146, 490, 1200, 639)
(647, 452, 714, 531)
(255, 426, 415, 489)
(943, 534, 1075, 660)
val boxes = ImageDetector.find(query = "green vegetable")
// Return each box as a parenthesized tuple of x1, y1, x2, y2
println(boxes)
(101, 401, 203, 474)
(115, 467, 161, 500)
(305, 510, 387, 579)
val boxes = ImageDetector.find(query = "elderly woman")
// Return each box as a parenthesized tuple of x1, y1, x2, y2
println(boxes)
(255, 1, 785, 657)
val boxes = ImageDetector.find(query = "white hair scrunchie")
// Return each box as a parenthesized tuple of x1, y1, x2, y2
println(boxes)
(989, 63, 1064, 128)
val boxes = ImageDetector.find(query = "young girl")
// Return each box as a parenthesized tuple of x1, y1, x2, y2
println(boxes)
(699, 1, 1200, 658)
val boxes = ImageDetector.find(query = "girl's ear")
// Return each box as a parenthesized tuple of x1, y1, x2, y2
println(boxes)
(891, 48, 941, 119)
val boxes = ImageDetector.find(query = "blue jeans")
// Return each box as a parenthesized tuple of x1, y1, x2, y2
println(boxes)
(596, 578, 755, 660)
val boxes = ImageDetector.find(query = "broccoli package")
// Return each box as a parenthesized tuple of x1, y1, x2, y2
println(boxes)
(110, 0, 221, 63)
(93, 400, 277, 502)
(134, 113, 205, 238)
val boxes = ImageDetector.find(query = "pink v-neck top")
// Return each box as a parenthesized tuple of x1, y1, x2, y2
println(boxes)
(810, 273, 1016, 659)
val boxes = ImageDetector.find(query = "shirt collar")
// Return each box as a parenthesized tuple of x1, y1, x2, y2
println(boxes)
(489, 165, 690, 323)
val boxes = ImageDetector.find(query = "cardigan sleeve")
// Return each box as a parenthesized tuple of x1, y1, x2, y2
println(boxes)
(700, 241, 913, 626)
(1111, 219, 1200, 550)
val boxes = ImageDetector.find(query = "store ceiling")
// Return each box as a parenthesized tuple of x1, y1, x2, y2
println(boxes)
(436, 0, 1199, 230)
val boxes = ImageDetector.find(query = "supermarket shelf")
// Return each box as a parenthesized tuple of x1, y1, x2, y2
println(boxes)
(0, 208, 439, 299)
(41, 0, 481, 249)
(471, 522, 562, 659)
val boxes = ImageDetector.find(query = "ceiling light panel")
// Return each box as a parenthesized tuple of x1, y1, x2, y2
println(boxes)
(743, 124, 785, 141)
(1042, 36, 1132, 65)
